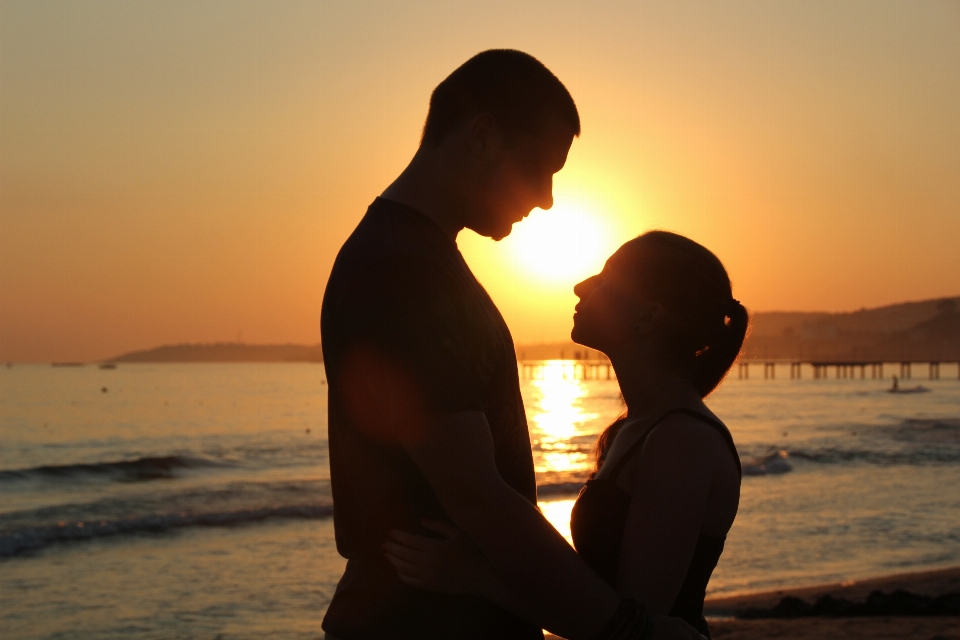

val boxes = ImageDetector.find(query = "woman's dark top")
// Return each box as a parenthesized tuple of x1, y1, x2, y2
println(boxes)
(570, 408, 741, 639)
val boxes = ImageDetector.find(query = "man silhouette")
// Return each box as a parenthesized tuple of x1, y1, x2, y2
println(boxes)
(321, 50, 700, 640)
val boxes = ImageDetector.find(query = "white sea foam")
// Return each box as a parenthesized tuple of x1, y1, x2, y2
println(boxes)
(0, 504, 335, 558)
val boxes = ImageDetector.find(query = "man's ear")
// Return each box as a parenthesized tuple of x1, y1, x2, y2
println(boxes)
(633, 303, 665, 334)
(466, 113, 503, 160)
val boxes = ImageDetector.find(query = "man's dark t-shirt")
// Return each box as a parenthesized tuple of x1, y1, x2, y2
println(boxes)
(320, 198, 541, 640)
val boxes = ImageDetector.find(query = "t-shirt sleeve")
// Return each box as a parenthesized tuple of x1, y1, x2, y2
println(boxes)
(331, 255, 483, 417)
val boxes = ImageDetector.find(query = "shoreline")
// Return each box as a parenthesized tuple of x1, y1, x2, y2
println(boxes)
(703, 566, 960, 639)
(546, 567, 960, 640)
(704, 565, 960, 616)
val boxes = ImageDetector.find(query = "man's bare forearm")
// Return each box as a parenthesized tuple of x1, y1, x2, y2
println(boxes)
(402, 411, 618, 638)
(476, 562, 569, 635)
(447, 480, 618, 639)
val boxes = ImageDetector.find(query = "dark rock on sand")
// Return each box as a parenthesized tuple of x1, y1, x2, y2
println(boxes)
(739, 589, 960, 618)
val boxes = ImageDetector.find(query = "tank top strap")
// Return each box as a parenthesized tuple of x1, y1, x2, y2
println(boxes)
(671, 407, 742, 476)
(607, 408, 685, 478)
(608, 407, 742, 478)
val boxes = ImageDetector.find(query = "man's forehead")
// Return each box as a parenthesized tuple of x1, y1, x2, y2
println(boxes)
(509, 112, 573, 143)
(536, 115, 576, 149)
(513, 117, 574, 167)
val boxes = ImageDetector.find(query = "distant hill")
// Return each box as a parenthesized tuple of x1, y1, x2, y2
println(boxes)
(743, 296, 960, 361)
(516, 296, 960, 362)
(107, 296, 960, 364)
(109, 343, 323, 363)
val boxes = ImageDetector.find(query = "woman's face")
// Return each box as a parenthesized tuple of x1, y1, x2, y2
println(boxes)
(571, 251, 648, 353)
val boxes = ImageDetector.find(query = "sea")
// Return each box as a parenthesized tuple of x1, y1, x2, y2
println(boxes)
(2, 361, 959, 638)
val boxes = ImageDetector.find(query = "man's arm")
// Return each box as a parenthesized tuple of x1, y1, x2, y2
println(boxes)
(385, 518, 560, 626)
(402, 410, 619, 640)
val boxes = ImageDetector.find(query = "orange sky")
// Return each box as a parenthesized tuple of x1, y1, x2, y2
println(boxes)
(1, 1, 958, 362)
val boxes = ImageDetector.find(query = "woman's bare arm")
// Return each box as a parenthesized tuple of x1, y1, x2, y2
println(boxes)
(615, 415, 736, 613)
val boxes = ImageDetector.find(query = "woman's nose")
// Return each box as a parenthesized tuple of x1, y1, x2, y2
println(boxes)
(574, 275, 597, 299)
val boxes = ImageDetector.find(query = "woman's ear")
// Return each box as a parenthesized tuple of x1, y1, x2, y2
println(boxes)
(632, 303, 665, 334)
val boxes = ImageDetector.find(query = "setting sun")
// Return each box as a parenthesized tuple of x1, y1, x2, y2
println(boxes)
(505, 202, 613, 285)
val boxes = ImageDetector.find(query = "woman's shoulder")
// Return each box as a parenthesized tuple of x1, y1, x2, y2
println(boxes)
(638, 409, 738, 474)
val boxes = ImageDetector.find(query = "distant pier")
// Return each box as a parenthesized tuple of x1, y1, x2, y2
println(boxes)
(738, 360, 956, 381)
(520, 360, 614, 381)
(520, 359, 959, 381)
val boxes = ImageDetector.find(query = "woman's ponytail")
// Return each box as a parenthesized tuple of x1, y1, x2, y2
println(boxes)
(692, 300, 749, 397)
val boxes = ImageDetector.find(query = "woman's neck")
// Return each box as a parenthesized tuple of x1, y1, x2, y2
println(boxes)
(609, 352, 702, 421)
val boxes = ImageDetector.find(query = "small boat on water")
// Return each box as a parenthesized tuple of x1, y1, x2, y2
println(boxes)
(887, 376, 929, 394)
(98, 363, 117, 370)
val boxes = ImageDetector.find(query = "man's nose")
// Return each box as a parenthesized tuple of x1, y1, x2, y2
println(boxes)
(538, 177, 554, 210)
(539, 192, 554, 211)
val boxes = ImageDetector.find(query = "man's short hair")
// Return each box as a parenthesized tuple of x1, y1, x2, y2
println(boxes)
(421, 49, 580, 147)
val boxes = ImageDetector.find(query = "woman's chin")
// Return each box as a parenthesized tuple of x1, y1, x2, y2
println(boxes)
(570, 326, 598, 351)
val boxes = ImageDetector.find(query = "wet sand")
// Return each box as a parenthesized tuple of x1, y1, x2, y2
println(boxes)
(546, 566, 960, 640)
(705, 566, 960, 639)
(705, 566, 960, 613)
(709, 616, 959, 639)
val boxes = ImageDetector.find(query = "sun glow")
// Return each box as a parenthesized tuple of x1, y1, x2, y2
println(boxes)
(506, 202, 612, 285)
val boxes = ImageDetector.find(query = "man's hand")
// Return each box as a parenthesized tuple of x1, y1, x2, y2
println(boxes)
(385, 520, 495, 596)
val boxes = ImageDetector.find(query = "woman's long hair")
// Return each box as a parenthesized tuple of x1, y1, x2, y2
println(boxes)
(593, 231, 749, 473)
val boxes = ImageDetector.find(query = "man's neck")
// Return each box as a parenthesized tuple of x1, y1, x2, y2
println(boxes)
(381, 148, 466, 240)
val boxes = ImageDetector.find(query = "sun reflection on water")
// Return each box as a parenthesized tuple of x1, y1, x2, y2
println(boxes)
(527, 361, 599, 477)
(539, 499, 576, 544)
(523, 361, 624, 542)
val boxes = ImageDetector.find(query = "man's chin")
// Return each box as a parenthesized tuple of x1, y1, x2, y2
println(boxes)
(487, 223, 515, 242)
(465, 220, 506, 241)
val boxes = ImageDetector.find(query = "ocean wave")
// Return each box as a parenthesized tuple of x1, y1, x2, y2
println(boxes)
(537, 481, 586, 496)
(742, 451, 792, 476)
(533, 442, 594, 454)
(733, 446, 960, 472)
(0, 455, 226, 483)
(893, 418, 960, 444)
(0, 503, 334, 559)
(0, 478, 333, 534)
(788, 447, 960, 465)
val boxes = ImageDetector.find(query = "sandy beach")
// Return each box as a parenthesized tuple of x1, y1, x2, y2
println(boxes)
(546, 566, 960, 640)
